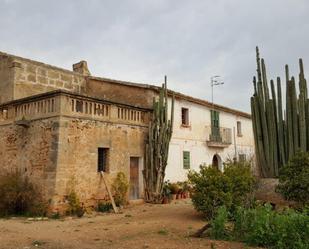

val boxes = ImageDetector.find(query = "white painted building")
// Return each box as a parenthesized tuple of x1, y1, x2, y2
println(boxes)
(165, 95, 254, 182)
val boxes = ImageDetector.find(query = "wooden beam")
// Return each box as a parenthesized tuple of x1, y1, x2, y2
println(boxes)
(100, 171, 118, 213)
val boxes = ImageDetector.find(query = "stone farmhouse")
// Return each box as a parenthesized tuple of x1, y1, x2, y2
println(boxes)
(0, 51, 254, 211)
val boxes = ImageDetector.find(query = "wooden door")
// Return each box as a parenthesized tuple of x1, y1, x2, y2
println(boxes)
(129, 157, 139, 200)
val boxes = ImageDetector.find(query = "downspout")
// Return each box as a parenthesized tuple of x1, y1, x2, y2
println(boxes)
(233, 126, 237, 162)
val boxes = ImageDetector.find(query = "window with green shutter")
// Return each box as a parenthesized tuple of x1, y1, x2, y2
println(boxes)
(210, 110, 221, 142)
(183, 151, 190, 169)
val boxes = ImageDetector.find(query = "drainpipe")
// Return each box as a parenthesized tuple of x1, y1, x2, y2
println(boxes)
(233, 126, 237, 162)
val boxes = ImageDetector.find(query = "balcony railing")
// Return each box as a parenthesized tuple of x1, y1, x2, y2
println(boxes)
(206, 126, 232, 148)
(0, 90, 149, 127)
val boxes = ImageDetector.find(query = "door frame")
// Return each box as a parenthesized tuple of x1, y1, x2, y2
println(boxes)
(129, 156, 144, 200)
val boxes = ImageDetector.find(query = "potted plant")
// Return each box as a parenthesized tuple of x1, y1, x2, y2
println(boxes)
(176, 182, 184, 199)
(162, 181, 172, 204)
(169, 183, 179, 200)
(182, 181, 190, 199)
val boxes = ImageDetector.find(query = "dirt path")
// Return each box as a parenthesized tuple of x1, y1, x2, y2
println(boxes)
(0, 200, 256, 249)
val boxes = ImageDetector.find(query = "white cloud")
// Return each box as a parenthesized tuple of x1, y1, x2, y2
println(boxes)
(0, 0, 308, 112)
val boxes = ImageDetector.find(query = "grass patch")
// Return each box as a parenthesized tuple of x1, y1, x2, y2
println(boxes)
(158, 229, 169, 235)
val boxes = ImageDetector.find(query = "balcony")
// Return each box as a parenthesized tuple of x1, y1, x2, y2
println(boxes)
(0, 90, 150, 127)
(206, 126, 232, 148)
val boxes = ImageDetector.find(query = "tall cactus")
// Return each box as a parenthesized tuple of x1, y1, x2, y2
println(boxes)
(251, 47, 308, 177)
(143, 76, 174, 203)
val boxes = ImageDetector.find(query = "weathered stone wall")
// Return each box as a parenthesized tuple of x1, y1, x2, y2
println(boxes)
(0, 54, 14, 103)
(0, 118, 59, 200)
(0, 90, 150, 212)
(51, 117, 147, 211)
(0, 52, 86, 103)
(87, 78, 155, 108)
(13, 59, 86, 100)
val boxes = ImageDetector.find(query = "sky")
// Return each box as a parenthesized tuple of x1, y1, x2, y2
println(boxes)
(0, 0, 308, 113)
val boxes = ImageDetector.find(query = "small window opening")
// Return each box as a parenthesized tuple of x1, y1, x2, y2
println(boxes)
(181, 108, 189, 126)
(98, 148, 109, 172)
(237, 121, 242, 136)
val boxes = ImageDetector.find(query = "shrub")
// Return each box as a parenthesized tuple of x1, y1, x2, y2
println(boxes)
(224, 161, 256, 212)
(232, 205, 309, 249)
(112, 172, 129, 206)
(66, 191, 84, 217)
(188, 166, 232, 219)
(209, 204, 309, 248)
(210, 206, 229, 239)
(188, 161, 256, 219)
(97, 201, 113, 213)
(0, 171, 47, 216)
(168, 183, 180, 195)
(277, 151, 309, 206)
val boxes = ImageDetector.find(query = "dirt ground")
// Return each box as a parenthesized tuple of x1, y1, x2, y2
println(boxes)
(0, 200, 258, 249)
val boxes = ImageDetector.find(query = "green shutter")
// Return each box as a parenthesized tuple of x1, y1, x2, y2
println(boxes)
(211, 110, 220, 140)
(211, 110, 220, 128)
(183, 151, 190, 169)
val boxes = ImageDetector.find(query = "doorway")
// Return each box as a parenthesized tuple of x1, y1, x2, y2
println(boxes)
(212, 154, 222, 171)
(129, 157, 139, 200)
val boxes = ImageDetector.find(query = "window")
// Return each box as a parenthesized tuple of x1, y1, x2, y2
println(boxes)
(237, 121, 242, 136)
(210, 110, 220, 139)
(211, 110, 220, 129)
(181, 108, 189, 126)
(183, 151, 190, 169)
(239, 154, 246, 162)
(98, 148, 109, 172)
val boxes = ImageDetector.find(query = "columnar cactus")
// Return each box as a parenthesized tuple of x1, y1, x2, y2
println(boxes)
(251, 47, 308, 177)
(143, 76, 174, 203)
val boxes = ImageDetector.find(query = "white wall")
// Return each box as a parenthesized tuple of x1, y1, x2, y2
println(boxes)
(165, 98, 255, 182)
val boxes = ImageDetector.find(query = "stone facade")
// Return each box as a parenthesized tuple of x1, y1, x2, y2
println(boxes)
(0, 90, 149, 212)
(0, 51, 86, 104)
(0, 51, 255, 212)
(0, 54, 14, 103)
(0, 117, 58, 200)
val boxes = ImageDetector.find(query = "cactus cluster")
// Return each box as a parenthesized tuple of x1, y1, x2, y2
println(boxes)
(251, 47, 308, 178)
(143, 76, 174, 203)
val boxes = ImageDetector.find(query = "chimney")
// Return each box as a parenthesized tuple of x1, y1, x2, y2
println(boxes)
(73, 60, 91, 76)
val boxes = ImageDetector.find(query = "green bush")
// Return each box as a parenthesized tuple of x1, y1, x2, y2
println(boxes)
(188, 161, 256, 219)
(112, 172, 129, 206)
(224, 161, 256, 213)
(232, 205, 309, 249)
(210, 206, 229, 239)
(277, 151, 309, 206)
(188, 166, 232, 219)
(168, 182, 180, 195)
(67, 191, 84, 217)
(0, 171, 47, 217)
(97, 201, 113, 213)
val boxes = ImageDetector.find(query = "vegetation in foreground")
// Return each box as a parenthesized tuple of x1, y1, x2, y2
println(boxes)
(189, 154, 309, 248)
(276, 151, 309, 206)
(209, 204, 309, 249)
(188, 161, 256, 219)
(0, 171, 47, 217)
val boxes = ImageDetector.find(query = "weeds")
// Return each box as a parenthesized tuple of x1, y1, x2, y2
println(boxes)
(158, 229, 168, 235)
(0, 171, 47, 217)
(209, 204, 309, 249)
